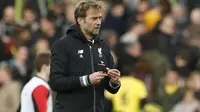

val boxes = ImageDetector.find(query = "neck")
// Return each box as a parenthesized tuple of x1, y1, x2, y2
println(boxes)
(14, 58, 25, 65)
(80, 26, 93, 40)
(130, 30, 139, 37)
(184, 95, 196, 102)
(2, 79, 12, 85)
(37, 72, 49, 82)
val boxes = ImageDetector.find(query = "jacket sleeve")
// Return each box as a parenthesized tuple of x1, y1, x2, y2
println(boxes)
(50, 40, 90, 92)
(103, 45, 120, 94)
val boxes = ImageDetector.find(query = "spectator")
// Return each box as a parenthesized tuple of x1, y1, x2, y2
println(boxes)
(18, 8, 39, 33)
(62, 4, 76, 35)
(101, 0, 127, 36)
(120, 21, 147, 44)
(15, 25, 32, 47)
(126, 0, 149, 25)
(100, 29, 118, 66)
(171, 88, 200, 112)
(36, 14, 60, 46)
(174, 50, 193, 78)
(187, 71, 200, 94)
(0, 6, 16, 37)
(0, 62, 21, 112)
(155, 69, 183, 112)
(184, 8, 200, 48)
(116, 41, 142, 75)
(141, 15, 177, 65)
(8, 45, 30, 85)
(0, 6, 17, 61)
(172, 3, 188, 44)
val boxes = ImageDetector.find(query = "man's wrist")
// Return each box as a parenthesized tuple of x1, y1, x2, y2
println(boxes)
(109, 79, 120, 89)
(111, 79, 120, 84)
(79, 75, 91, 87)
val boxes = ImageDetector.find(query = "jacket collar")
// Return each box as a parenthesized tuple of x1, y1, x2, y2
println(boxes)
(66, 23, 103, 44)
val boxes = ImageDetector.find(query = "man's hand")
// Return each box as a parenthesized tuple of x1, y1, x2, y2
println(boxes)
(89, 72, 107, 84)
(106, 67, 121, 84)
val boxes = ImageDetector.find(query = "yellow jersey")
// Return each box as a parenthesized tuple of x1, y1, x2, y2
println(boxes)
(105, 76, 148, 112)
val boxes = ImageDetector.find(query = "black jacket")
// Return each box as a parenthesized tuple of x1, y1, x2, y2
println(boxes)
(50, 24, 120, 112)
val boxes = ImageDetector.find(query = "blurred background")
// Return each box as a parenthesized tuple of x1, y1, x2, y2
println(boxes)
(0, 0, 200, 112)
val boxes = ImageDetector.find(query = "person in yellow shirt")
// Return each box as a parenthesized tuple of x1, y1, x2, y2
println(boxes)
(105, 71, 148, 112)
(155, 69, 183, 112)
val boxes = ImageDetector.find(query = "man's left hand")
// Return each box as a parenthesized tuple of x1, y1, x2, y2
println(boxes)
(106, 67, 121, 84)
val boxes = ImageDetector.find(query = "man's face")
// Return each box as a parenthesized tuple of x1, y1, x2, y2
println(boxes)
(4, 7, 15, 24)
(165, 70, 179, 84)
(160, 16, 176, 35)
(16, 46, 28, 62)
(24, 9, 36, 23)
(80, 8, 102, 36)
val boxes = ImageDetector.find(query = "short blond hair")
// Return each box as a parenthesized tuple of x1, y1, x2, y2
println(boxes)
(74, 0, 103, 23)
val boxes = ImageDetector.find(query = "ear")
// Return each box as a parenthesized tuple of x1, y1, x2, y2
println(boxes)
(77, 17, 84, 26)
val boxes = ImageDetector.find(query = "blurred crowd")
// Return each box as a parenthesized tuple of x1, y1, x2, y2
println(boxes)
(0, 0, 200, 112)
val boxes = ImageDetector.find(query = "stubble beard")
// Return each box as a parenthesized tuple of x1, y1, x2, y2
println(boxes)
(93, 28, 100, 35)
(86, 28, 100, 37)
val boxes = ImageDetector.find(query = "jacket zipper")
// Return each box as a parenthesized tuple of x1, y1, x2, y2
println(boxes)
(88, 45, 96, 112)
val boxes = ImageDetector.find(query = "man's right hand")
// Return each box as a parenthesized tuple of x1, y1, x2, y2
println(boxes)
(89, 72, 107, 84)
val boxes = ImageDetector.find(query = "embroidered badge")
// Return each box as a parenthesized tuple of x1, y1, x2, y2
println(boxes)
(78, 50, 84, 58)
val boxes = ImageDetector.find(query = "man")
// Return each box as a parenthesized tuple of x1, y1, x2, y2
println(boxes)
(20, 53, 52, 112)
(0, 62, 21, 112)
(50, 0, 121, 112)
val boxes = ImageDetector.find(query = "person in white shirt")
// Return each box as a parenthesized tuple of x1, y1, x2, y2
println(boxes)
(20, 53, 52, 112)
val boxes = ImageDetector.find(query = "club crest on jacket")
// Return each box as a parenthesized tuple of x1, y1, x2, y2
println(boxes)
(98, 48, 102, 57)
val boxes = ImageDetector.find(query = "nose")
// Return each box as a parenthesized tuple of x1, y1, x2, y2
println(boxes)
(97, 18, 101, 25)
